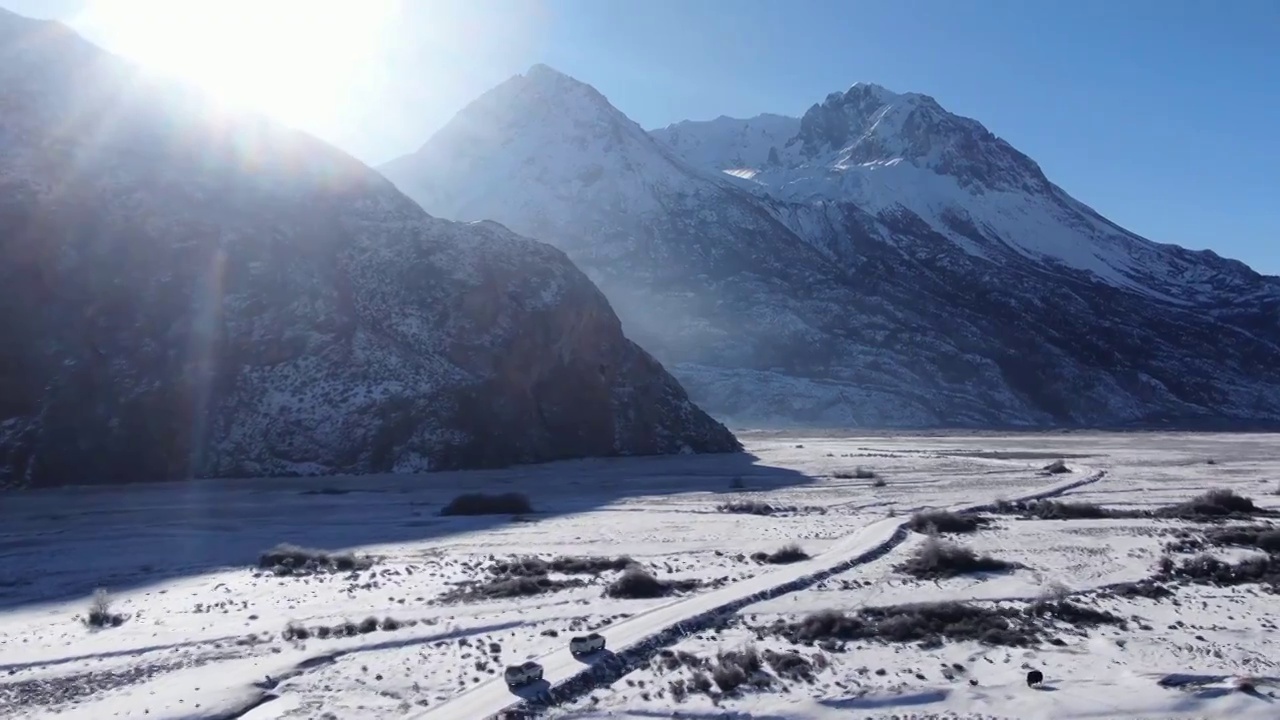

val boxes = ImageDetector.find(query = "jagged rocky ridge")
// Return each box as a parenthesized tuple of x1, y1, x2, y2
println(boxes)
(0, 15, 738, 489)
(382, 66, 1280, 429)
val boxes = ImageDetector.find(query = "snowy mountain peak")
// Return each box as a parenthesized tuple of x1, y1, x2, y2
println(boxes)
(654, 79, 1280, 303)
(841, 81, 915, 105)
(381, 65, 716, 240)
(793, 82, 1045, 192)
(439, 63, 623, 140)
(512, 63, 604, 102)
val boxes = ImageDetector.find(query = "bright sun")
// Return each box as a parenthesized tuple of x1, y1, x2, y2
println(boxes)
(74, 0, 399, 128)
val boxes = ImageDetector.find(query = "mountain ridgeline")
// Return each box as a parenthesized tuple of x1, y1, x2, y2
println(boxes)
(381, 66, 1280, 430)
(0, 14, 738, 489)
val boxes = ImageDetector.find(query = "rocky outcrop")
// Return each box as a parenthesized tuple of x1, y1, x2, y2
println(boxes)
(0, 12, 738, 489)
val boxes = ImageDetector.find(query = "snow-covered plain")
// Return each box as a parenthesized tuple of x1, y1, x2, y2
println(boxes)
(2, 432, 1278, 719)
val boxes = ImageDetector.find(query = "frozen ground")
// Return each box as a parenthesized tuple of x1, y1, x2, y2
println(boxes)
(1, 432, 1278, 719)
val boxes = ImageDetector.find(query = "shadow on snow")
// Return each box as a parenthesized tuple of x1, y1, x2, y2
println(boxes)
(0, 450, 812, 610)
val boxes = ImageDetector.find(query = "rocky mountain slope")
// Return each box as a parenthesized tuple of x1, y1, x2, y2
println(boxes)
(0, 13, 737, 489)
(382, 66, 1280, 429)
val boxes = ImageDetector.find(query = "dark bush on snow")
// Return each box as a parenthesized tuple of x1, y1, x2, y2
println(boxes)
(440, 492, 534, 516)
(1201, 526, 1280, 554)
(258, 543, 373, 575)
(85, 589, 125, 628)
(1160, 553, 1280, 587)
(604, 567, 698, 599)
(908, 510, 990, 534)
(999, 490, 1272, 525)
(444, 554, 637, 603)
(895, 536, 1020, 579)
(772, 598, 1125, 649)
(775, 604, 1032, 647)
(709, 647, 769, 692)
(656, 649, 708, 672)
(1107, 580, 1175, 600)
(1025, 599, 1125, 627)
(717, 500, 796, 516)
(751, 544, 810, 565)
(763, 649, 817, 681)
(1158, 489, 1261, 519)
(489, 555, 635, 577)
(443, 574, 586, 602)
(994, 499, 1132, 520)
(999, 490, 1268, 523)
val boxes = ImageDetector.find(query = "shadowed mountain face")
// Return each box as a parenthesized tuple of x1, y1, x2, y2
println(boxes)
(382, 66, 1280, 430)
(0, 14, 738, 489)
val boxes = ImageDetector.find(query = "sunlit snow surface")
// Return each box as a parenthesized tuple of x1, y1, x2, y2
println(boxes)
(2, 432, 1279, 719)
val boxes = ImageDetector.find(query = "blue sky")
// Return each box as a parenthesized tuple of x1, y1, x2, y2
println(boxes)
(4, 0, 1277, 274)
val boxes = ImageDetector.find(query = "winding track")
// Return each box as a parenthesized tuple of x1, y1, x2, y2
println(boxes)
(403, 468, 1107, 719)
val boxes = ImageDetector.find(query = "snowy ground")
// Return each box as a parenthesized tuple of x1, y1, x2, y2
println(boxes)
(2, 432, 1278, 719)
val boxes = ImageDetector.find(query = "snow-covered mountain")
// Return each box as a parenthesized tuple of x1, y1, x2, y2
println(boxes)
(0, 14, 737, 489)
(656, 82, 1280, 305)
(384, 67, 1280, 430)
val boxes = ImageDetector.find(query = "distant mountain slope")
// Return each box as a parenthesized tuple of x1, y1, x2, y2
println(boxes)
(0, 15, 737, 489)
(383, 68, 1280, 430)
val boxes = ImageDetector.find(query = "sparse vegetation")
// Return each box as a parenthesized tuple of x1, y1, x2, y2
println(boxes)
(764, 648, 819, 681)
(768, 598, 1124, 649)
(895, 535, 1020, 579)
(1157, 489, 1262, 520)
(653, 646, 820, 696)
(1158, 553, 1280, 588)
(1043, 459, 1072, 474)
(832, 466, 877, 480)
(442, 574, 587, 602)
(718, 499, 787, 515)
(441, 554, 640, 603)
(994, 489, 1271, 523)
(604, 567, 699, 599)
(656, 649, 707, 673)
(1106, 579, 1175, 600)
(283, 615, 410, 641)
(908, 509, 991, 534)
(84, 588, 124, 628)
(282, 621, 310, 641)
(994, 499, 1133, 520)
(716, 500, 824, 516)
(488, 555, 635, 577)
(258, 543, 374, 576)
(709, 646, 771, 692)
(440, 492, 534, 516)
(750, 543, 810, 565)
(1174, 525, 1280, 554)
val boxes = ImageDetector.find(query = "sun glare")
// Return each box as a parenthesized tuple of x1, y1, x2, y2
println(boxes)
(73, 0, 399, 128)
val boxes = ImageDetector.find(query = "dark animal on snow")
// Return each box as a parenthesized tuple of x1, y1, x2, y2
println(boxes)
(1027, 670, 1044, 687)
